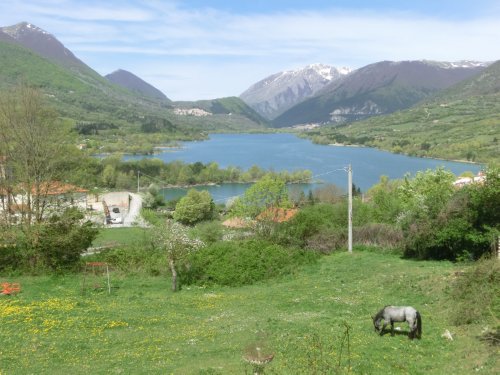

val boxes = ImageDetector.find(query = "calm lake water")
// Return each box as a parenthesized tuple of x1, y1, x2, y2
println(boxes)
(126, 133, 481, 202)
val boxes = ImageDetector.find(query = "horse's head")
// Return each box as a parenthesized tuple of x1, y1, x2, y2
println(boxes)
(372, 315, 381, 332)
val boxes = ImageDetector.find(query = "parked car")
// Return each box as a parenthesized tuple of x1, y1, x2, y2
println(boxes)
(110, 217, 123, 224)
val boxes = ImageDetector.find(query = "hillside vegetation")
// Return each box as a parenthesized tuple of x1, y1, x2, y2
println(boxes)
(0, 39, 267, 154)
(305, 61, 500, 164)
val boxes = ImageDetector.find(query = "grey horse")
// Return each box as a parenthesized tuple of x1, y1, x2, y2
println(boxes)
(372, 306, 422, 339)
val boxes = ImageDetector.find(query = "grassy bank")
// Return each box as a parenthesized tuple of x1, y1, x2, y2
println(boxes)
(1, 251, 497, 374)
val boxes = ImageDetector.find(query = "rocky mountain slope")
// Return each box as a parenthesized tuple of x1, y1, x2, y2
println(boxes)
(272, 60, 488, 127)
(305, 60, 500, 163)
(240, 64, 351, 120)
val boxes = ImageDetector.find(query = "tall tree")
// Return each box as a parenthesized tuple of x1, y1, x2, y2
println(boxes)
(0, 85, 69, 226)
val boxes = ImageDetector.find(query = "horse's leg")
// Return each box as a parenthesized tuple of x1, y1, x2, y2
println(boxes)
(390, 321, 394, 336)
(408, 319, 415, 339)
(380, 322, 387, 336)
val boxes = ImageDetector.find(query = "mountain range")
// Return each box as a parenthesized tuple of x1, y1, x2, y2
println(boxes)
(305, 60, 500, 163)
(0, 21, 497, 162)
(240, 64, 351, 120)
(0, 22, 266, 133)
(267, 60, 488, 127)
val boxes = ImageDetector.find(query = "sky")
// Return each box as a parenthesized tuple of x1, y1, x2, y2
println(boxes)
(1, 0, 499, 101)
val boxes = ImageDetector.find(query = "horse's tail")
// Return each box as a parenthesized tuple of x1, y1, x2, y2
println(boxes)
(416, 311, 422, 339)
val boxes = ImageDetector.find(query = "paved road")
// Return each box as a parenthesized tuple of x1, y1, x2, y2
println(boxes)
(123, 193, 145, 227)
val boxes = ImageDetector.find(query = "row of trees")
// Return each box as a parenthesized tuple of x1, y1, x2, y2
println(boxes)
(96, 157, 313, 190)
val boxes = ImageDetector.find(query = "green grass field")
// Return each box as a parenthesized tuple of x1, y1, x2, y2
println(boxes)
(1, 250, 498, 374)
(92, 227, 152, 248)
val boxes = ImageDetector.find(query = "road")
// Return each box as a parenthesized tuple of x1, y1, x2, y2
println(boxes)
(123, 193, 145, 227)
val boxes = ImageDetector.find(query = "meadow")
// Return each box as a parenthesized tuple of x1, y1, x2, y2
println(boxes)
(1, 250, 498, 374)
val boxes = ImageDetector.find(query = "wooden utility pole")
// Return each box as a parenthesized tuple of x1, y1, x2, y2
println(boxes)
(348, 164, 353, 253)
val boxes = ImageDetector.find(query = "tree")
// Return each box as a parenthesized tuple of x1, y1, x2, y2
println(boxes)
(397, 168, 456, 225)
(173, 189, 215, 225)
(366, 175, 403, 224)
(0, 85, 70, 226)
(232, 174, 290, 218)
(36, 208, 98, 271)
(312, 184, 345, 204)
(153, 220, 204, 291)
(143, 183, 165, 209)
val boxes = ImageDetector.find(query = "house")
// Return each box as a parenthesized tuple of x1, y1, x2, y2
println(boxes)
(1, 181, 89, 217)
(453, 171, 486, 188)
(29, 181, 89, 208)
(256, 207, 299, 223)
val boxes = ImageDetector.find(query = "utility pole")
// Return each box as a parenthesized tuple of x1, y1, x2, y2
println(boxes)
(348, 164, 353, 253)
(137, 170, 140, 193)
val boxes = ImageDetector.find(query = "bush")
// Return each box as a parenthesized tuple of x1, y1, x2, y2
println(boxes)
(37, 208, 98, 271)
(272, 204, 343, 248)
(90, 245, 166, 276)
(353, 223, 403, 249)
(174, 189, 215, 225)
(449, 257, 500, 325)
(181, 239, 318, 287)
(305, 229, 346, 254)
(0, 243, 23, 273)
(403, 169, 499, 260)
(191, 221, 224, 245)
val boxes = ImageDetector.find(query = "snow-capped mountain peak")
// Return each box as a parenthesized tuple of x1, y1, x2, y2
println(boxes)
(240, 63, 352, 120)
(422, 60, 491, 69)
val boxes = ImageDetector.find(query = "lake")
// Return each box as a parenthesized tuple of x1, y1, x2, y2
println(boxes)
(126, 133, 481, 201)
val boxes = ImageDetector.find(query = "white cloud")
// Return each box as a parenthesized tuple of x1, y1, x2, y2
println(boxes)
(1, 1, 499, 99)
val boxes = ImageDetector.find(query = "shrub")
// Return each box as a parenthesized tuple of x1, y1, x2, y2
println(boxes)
(353, 223, 403, 249)
(191, 221, 224, 245)
(174, 189, 215, 225)
(91, 245, 166, 276)
(34, 208, 98, 272)
(181, 239, 318, 287)
(305, 229, 346, 254)
(272, 204, 343, 248)
(403, 169, 499, 260)
(141, 208, 162, 226)
(449, 257, 500, 325)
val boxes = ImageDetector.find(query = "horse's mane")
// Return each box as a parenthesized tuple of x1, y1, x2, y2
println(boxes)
(373, 306, 389, 321)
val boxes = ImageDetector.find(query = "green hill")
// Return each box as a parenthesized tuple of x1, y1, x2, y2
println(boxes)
(305, 61, 500, 164)
(0, 40, 268, 153)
